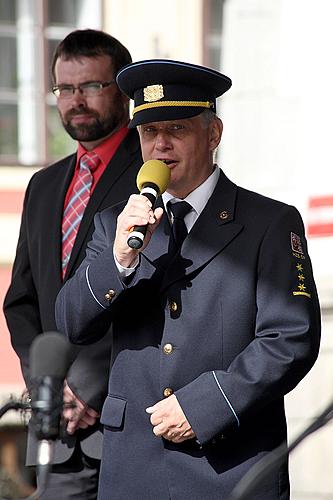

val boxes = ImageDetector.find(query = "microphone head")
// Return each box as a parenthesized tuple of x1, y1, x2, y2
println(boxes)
(136, 160, 171, 194)
(30, 331, 71, 379)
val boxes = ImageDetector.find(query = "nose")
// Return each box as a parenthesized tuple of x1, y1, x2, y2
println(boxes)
(155, 130, 172, 151)
(70, 88, 87, 106)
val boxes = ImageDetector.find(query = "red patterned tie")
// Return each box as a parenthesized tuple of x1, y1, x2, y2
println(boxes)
(61, 152, 100, 278)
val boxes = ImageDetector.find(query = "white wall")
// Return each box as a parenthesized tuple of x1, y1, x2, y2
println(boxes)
(221, 1, 333, 497)
(221, 0, 333, 301)
(104, 0, 203, 62)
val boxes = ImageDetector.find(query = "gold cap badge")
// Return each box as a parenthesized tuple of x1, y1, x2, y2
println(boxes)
(144, 84, 164, 102)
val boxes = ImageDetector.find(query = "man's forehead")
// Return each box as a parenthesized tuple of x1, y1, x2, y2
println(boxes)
(56, 54, 114, 71)
(54, 55, 114, 82)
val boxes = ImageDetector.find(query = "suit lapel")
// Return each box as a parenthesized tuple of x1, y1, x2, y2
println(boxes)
(65, 130, 141, 279)
(38, 154, 76, 289)
(143, 171, 244, 290)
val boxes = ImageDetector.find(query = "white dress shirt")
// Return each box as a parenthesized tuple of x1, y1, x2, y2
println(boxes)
(163, 165, 220, 232)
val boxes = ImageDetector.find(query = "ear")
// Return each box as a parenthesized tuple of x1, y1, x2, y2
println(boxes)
(119, 92, 131, 115)
(209, 117, 223, 151)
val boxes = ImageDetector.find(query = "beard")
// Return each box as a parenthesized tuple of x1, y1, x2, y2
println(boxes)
(62, 106, 124, 142)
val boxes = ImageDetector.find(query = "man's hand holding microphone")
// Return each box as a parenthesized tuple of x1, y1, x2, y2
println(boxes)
(114, 160, 170, 268)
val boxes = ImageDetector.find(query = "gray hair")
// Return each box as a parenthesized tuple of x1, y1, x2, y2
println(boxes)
(199, 109, 219, 128)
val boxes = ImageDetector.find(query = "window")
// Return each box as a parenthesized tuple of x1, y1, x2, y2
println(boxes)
(0, 0, 18, 161)
(0, 0, 101, 167)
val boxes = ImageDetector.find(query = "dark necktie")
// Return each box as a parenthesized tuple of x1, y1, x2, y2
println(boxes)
(62, 151, 100, 278)
(168, 200, 192, 253)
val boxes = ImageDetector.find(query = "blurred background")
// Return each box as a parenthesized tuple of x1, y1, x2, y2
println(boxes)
(0, 0, 332, 498)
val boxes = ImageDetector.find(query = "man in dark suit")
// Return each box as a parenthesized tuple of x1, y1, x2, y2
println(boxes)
(55, 60, 321, 499)
(3, 30, 142, 499)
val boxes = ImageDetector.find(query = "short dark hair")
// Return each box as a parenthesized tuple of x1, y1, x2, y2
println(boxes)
(51, 29, 132, 82)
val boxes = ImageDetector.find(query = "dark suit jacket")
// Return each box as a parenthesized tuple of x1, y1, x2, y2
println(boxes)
(3, 129, 142, 465)
(55, 170, 321, 499)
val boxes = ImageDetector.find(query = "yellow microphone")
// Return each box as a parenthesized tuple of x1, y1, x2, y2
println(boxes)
(127, 160, 170, 249)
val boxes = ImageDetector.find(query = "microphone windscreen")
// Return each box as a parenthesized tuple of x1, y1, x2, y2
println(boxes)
(136, 160, 170, 194)
(30, 331, 71, 379)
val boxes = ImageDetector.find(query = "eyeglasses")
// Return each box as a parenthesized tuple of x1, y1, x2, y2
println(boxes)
(52, 80, 116, 99)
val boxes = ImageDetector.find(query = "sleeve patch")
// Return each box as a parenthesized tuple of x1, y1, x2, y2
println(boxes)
(291, 232, 304, 255)
(292, 262, 311, 299)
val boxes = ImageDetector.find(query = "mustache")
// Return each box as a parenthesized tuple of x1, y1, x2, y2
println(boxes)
(65, 107, 99, 121)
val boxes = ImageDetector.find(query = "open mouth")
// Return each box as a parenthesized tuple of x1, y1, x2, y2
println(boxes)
(158, 159, 177, 167)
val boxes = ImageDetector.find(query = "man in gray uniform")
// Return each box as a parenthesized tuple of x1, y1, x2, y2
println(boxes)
(56, 59, 321, 499)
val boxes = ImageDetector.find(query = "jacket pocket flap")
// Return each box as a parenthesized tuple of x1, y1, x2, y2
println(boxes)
(100, 395, 127, 428)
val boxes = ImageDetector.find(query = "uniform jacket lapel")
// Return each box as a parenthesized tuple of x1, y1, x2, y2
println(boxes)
(143, 170, 244, 290)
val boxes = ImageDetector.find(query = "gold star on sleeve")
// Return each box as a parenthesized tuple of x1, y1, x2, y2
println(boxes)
(298, 274, 305, 281)
(296, 264, 303, 272)
(298, 283, 306, 291)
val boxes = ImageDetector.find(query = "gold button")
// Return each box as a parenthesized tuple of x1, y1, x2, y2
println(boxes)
(104, 289, 116, 300)
(169, 301, 178, 312)
(163, 387, 173, 398)
(163, 343, 173, 355)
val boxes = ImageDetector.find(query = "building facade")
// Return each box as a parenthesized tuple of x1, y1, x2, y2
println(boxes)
(0, 1, 332, 497)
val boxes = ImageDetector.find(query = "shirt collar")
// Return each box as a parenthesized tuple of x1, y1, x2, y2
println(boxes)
(76, 125, 129, 169)
(163, 165, 220, 216)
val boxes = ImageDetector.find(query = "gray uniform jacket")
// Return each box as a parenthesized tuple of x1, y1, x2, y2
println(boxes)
(56, 169, 321, 499)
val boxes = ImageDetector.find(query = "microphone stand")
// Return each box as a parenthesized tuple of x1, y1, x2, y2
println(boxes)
(29, 440, 54, 500)
(0, 399, 71, 500)
(228, 397, 333, 500)
(0, 399, 30, 418)
(0, 399, 51, 500)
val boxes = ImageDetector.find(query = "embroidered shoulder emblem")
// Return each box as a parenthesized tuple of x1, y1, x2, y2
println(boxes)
(291, 232, 304, 255)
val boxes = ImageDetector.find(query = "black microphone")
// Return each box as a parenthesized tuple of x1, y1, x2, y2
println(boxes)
(127, 160, 170, 249)
(29, 331, 71, 490)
